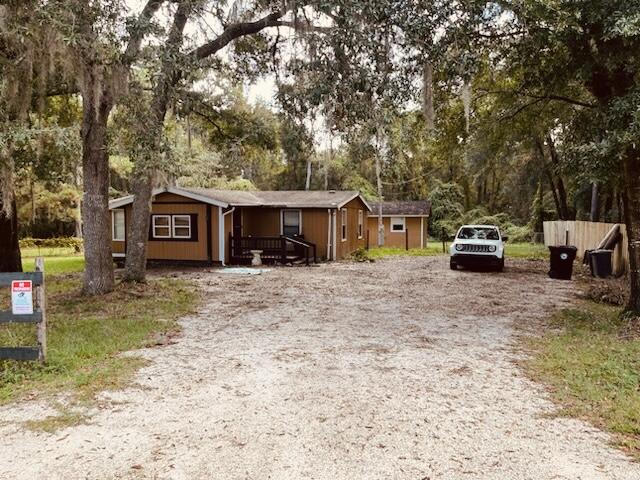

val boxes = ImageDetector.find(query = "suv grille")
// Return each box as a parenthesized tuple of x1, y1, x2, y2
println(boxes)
(459, 244, 492, 253)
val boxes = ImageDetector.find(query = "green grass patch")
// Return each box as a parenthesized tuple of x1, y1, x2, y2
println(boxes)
(22, 255, 85, 275)
(368, 243, 445, 259)
(526, 303, 640, 459)
(505, 242, 549, 259)
(0, 276, 197, 407)
(368, 242, 548, 260)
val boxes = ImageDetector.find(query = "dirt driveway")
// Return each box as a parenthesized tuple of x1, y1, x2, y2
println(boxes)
(1, 256, 639, 479)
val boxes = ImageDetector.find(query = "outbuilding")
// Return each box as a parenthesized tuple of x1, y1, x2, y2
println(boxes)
(368, 200, 431, 249)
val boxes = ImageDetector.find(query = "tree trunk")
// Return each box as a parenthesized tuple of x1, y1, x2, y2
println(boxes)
(305, 159, 312, 190)
(80, 78, 115, 295)
(621, 148, 640, 313)
(534, 137, 563, 219)
(590, 182, 600, 222)
(546, 135, 571, 219)
(375, 152, 384, 247)
(0, 197, 22, 272)
(123, 172, 154, 282)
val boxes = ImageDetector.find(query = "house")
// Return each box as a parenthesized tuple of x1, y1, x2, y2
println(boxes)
(109, 186, 371, 265)
(368, 201, 431, 249)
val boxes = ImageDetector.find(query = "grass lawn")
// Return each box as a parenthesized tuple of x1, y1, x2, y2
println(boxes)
(526, 303, 640, 459)
(21, 247, 85, 275)
(0, 270, 197, 429)
(368, 242, 548, 260)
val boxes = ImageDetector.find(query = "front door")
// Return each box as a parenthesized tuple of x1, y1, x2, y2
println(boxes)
(282, 210, 301, 237)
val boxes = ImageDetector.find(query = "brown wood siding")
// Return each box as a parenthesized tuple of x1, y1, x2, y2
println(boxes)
(112, 241, 125, 254)
(210, 206, 220, 262)
(242, 207, 280, 236)
(110, 196, 222, 262)
(147, 203, 208, 261)
(367, 216, 428, 249)
(301, 209, 329, 260)
(336, 198, 368, 259)
(153, 192, 197, 203)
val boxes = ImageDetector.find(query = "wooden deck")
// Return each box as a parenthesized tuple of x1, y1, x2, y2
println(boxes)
(229, 234, 317, 265)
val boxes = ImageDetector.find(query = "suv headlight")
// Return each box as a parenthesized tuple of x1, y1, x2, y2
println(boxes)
(488, 245, 496, 252)
(455, 244, 464, 251)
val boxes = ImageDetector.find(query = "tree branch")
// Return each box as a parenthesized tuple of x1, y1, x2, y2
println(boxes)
(481, 89, 596, 108)
(122, 0, 166, 65)
(191, 10, 286, 60)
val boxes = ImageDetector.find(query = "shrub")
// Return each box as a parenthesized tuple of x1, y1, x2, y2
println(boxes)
(349, 247, 374, 262)
(20, 237, 84, 252)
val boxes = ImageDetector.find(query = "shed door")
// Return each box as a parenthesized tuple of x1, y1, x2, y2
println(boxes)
(282, 210, 301, 237)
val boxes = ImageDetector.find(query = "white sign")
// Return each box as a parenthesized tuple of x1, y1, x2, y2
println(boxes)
(11, 280, 33, 315)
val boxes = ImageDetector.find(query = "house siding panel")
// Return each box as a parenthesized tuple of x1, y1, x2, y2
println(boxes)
(336, 198, 368, 259)
(301, 209, 329, 260)
(367, 216, 428, 249)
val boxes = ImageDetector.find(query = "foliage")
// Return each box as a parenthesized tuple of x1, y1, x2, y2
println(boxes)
(428, 180, 465, 238)
(19, 237, 83, 251)
(527, 303, 640, 459)
(348, 247, 374, 262)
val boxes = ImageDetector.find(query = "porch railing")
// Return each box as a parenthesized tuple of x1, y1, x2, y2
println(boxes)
(229, 234, 316, 265)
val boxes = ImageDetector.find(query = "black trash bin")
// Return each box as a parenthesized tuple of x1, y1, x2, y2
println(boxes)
(590, 249, 613, 278)
(548, 245, 577, 280)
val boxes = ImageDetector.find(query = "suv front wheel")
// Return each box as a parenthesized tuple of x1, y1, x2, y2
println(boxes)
(450, 259, 457, 270)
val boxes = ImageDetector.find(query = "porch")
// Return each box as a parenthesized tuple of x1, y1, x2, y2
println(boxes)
(229, 234, 317, 265)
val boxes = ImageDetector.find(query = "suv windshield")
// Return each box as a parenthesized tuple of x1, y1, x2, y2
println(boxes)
(457, 227, 500, 240)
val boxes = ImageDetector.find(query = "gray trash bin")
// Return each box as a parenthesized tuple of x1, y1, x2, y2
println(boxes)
(590, 249, 613, 278)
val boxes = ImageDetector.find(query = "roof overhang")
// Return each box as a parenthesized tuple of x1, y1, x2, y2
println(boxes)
(336, 192, 372, 212)
(109, 186, 229, 210)
(369, 214, 430, 218)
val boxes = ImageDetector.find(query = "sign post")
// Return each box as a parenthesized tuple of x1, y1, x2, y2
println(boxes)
(0, 258, 46, 363)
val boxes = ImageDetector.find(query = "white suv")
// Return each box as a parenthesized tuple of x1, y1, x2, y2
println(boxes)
(449, 225, 506, 272)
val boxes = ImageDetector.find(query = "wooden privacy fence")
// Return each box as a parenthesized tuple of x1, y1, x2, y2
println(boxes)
(543, 221, 629, 275)
(0, 257, 46, 362)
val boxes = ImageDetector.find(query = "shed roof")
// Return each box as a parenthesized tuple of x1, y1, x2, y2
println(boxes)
(369, 200, 431, 217)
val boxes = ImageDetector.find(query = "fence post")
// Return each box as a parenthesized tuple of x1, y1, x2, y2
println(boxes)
(406, 228, 409, 251)
(35, 257, 46, 363)
(442, 227, 446, 253)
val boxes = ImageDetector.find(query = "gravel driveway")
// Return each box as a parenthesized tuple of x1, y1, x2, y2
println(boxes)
(0, 256, 639, 479)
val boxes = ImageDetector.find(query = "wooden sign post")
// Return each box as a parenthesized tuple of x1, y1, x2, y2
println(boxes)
(0, 258, 47, 363)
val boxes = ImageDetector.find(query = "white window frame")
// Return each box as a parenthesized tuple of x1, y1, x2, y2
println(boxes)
(281, 209, 302, 236)
(152, 215, 172, 239)
(357, 210, 364, 239)
(172, 215, 192, 239)
(390, 216, 406, 233)
(341, 208, 347, 242)
(112, 209, 125, 241)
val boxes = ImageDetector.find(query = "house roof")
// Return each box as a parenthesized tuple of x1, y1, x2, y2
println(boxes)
(369, 200, 432, 217)
(109, 186, 372, 211)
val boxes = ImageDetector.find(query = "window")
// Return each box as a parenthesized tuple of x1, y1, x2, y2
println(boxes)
(357, 210, 364, 239)
(341, 208, 347, 241)
(112, 209, 125, 241)
(282, 209, 301, 237)
(151, 214, 197, 241)
(390, 217, 405, 232)
(152, 215, 171, 238)
(457, 227, 499, 240)
(172, 215, 191, 239)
